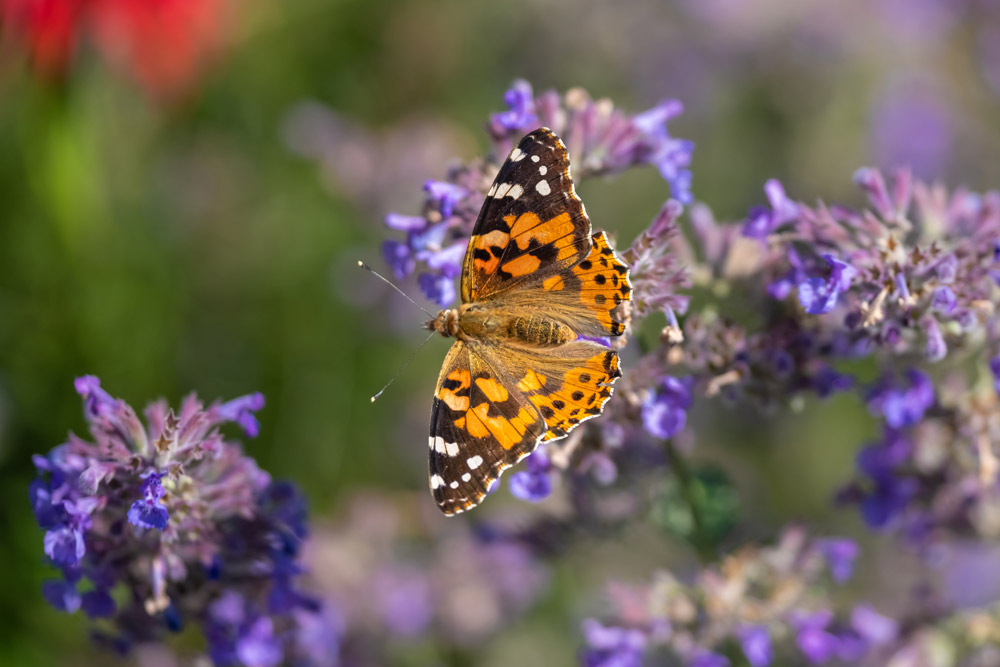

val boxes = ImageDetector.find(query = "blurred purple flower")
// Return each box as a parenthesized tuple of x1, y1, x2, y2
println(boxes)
(990, 354, 1000, 394)
(743, 179, 799, 239)
(794, 611, 839, 664)
(418, 272, 457, 308)
(581, 619, 646, 667)
(510, 448, 554, 503)
(642, 376, 692, 440)
(690, 652, 731, 667)
(382, 239, 415, 280)
(871, 77, 952, 179)
(866, 369, 934, 429)
(739, 625, 773, 667)
(796, 254, 857, 315)
(491, 78, 538, 131)
(817, 538, 859, 583)
(850, 605, 898, 645)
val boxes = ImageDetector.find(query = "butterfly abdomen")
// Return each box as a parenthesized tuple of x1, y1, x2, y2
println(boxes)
(504, 315, 574, 347)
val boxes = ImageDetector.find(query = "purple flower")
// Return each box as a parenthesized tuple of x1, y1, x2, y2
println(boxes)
(382, 239, 415, 280)
(127, 470, 169, 531)
(491, 79, 538, 132)
(423, 180, 467, 219)
(31, 378, 336, 665)
(866, 369, 934, 429)
(930, 286, 956, 313)
(581, 619, 646, 667)
(796, 254, 857, 315)
(922, 317, 947, 362)
(43, 580, 81, 613)
(817, 538, 859, 583)
(632, 100, 695, 204)
(236, 617, 283, 667)
(740, 625, 773, 667)
(213, 392, 266, 438)
(373, 567, 433, 637)
(743, 179, 799, 238)
(510, 448, 554, 503)
(850, 605, 898, 645)
(794, 611, 839, 664)
(689, 653, 731, 667)
(418, 272, 457, 308)
(384, 213, 428, 232)
(642, 376, 692, 440)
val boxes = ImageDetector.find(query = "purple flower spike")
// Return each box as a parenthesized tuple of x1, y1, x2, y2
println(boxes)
(384, 213, 428, 232)
(128, 471, 169, 531)
(417, 272, 457, 308)
(817, 538, 859, 583)
(491, 79, 538, 132)
(740, 625, 773, 667)
(642, 376, 692, 440)
(795, 611, 839, 664)
(215, 392, 266, 438)
(797, 254, 857, 314)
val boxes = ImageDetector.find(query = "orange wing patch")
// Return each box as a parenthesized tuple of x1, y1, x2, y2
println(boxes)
(571, 231, 632, 336)
(438, 368, 471, 411)
(525, 349, 622, 442)
(464, 401, 535, 450)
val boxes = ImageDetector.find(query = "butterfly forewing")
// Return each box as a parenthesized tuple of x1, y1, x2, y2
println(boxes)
(461, 129, 593, 303)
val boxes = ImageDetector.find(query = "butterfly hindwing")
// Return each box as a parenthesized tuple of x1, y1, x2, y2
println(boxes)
(461, 128, 593, 303)
(429, 341, 547, 515)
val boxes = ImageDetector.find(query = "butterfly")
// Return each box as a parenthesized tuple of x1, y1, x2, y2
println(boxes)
(425, 128, 632, 515)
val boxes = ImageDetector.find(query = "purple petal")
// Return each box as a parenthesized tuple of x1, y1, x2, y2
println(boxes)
(740, 625, 773, 667)
(236, 617, 283, 667)
(44, 526, 85, 567)
(42, 580, 81, 613)
(82, 590, 116, 618)
(128, 498, 169, 531)
(817, 538, 859, 583)
(850, 604, 899, 645)
(74, 375, 117, 418)
(509, 469, 553, 503)
(417, 272, 456, 308)
(384, 213, 428, 232)
(216, 392, 266, 437)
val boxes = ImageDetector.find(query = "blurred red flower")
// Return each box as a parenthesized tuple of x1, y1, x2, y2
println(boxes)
(1, 0, 230, 103)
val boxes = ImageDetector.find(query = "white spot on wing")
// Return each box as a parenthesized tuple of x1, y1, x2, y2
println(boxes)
(535, 180, 551, 196)
(445, 440, 459, 457)
(487, 183, 497, 197)
(531, 155, 540, 163)
(467, 455, 483, 469)
(508, 184, 524, 200)
(461, 473, 472, 482)
(538, 165, 547, 175)
(510, 147, 526, 162)
(449, 480, 459, 489)
(493, 182, 512, 199)
(431, 474, 445, 489)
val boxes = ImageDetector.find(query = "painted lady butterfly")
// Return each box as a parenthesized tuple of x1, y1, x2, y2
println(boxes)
(426, 128, 632, 515)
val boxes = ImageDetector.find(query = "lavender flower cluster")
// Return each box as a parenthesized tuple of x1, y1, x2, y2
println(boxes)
(30, 377, 339, 665)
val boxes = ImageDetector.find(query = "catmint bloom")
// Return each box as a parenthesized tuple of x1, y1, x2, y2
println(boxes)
(990, 355, 1000, 394)
(796, 254, 857, 315)
(850, 605, 899, 645)
(490, 78, 538, 131)
(794, 611, 840, 664)
(739, 626, 773, 667)
(418, 272, 457, 308)
(642, 376, 692, 440)
(31, 377, 337, 665)
(509, 447, 554, 503)
(743, 179, 799, 239)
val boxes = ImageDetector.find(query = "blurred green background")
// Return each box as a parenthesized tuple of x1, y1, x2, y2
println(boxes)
(3, 0, 1000, 664)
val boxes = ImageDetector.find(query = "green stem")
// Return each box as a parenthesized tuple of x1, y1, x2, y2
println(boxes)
(663, 439, 714, 563)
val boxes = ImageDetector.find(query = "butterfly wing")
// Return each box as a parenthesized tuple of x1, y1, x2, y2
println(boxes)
(429, 340, 547, 515)
(429, 338, 623, 515)
(460, 128, 593, 303)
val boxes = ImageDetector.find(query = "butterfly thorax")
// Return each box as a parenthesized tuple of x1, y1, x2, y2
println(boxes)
(427, 304, 574, 348)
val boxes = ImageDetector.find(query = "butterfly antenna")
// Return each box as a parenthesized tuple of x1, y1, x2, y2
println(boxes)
(370, 330, 437, 402)
(357, 261, 437, 319)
